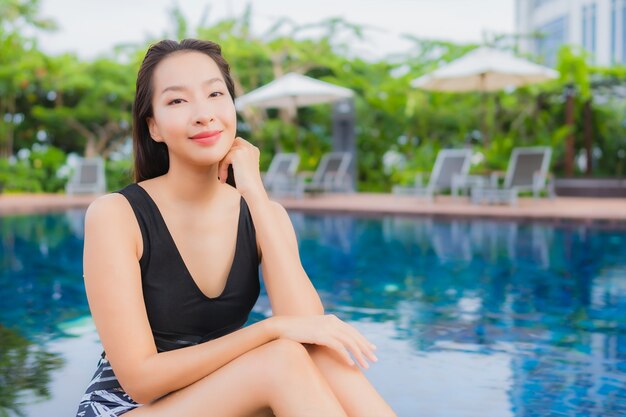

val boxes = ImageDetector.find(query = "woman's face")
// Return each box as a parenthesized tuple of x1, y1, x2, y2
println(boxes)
(147, 51, 236, 167)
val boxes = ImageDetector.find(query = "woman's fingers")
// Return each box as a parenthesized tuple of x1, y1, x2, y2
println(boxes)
(217, 155, 231, 183)
(336, 333, 370, 369)
(342, 323, 378, 363)
(234, 136, 247, 145)
(325, 339, 355, 367)
(217, 148, 240, 183)
(324, 314, 379, 368)
(217, 140, 255, 183)
(276, 314, 379, 370)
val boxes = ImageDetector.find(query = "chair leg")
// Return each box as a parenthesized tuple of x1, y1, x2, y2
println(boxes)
(510, 191, 518, 206)
(470, 188, 479, 204)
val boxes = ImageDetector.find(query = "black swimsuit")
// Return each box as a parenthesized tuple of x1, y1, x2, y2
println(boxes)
(76, 183, 260, 417)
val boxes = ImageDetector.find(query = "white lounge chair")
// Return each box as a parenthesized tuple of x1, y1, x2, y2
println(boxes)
(392, 149, 472, 202)
(470, 147, 553, 206)
(262, 153, 300, 197)
(65, 157, 106, 195)
(296, 152, 352, 197)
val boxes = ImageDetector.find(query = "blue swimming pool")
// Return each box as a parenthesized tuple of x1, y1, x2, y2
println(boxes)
(1, 209, 626, 417)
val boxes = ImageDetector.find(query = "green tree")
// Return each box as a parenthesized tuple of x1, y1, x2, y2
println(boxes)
(32, 56, 135, 158)
(0, 0, 56, 156)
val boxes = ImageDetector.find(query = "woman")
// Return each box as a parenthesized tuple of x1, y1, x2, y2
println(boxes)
(77, 38, 396, 417)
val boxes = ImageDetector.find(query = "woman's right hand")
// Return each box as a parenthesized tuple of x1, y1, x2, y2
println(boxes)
(267, 314, 378, 369)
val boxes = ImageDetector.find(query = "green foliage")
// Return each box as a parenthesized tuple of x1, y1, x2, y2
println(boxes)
(31, 55, 135, 156)
(0, 157, 42, 192)
(389, 143, 439, 187)
(105, 158, 133, 192)
(0, 144, 67, 193)
(29, 144, 67, 191)
(593, 101, 626, 177)
(2, 1, 626, 193)
(484, 135, 515, 171)
(0, 325, 64, 417)
(557, 46, 591, 99)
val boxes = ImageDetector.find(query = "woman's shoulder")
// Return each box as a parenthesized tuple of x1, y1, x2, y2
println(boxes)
(84, 191, 143, 261)
(85, 190, 137, 230)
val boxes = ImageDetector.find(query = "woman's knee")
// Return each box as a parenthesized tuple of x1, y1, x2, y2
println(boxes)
(257, 339, 315, 381)
(305, 344, 344, 368)
(261, 339, 310, 365)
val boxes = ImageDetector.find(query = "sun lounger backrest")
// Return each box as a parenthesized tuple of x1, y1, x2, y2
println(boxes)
(324, 157, 342, 173)
(506, 147, 551, 189)
(313, 152, 351, 185)
(79, 162, 100, 184)
(66, 157, 106, 195)
(268, 153, 299, 177)
(275, 158, 294, 173)
(429, 149, 472, 189)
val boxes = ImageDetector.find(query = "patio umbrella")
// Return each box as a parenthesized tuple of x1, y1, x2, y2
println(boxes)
(235, 72, 354, 113)
(236, 72, 357, 191)
(411, 47, 559, 92)
(411, 47, 559, 144)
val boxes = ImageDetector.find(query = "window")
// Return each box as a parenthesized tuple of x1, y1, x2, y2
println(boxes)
(533, 0, 556, 8)
(612, 0, 618, 64)
(623, 0, 626, 63)
(535, 16, 568, 67)
(581, 3, 597, 60)
(583, 5, 588, 50)
(592, 4, 597, 56)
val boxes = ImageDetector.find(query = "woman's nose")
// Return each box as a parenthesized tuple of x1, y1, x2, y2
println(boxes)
(192, 102, 215, 125)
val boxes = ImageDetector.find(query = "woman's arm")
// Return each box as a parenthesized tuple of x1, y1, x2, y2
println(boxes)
(218, 138, 324, 316)
(247, 192, 324, 316)
(85, 193, 375, 405)
(83, 194, 279, 404)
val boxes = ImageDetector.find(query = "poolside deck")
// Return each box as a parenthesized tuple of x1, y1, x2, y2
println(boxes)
(1, 192, 625, 223)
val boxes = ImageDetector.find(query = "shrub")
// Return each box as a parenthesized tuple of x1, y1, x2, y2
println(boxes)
(105, 158, 133, 191)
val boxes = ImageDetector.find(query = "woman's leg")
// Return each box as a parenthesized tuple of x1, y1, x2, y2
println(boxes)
(305, 345, 397, 417)
(125, 339, 347, 417)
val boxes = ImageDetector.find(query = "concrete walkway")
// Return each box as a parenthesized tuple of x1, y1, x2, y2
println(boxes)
(1, 192, 625, 223)
(278, 193, 626, 223)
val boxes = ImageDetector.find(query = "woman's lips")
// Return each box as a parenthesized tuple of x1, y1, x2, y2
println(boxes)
(190, 130, 221, 145)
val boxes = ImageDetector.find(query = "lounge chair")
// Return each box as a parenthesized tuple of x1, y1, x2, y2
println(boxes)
(296, 152, 352, 197)
(392, 149, 472, 202)
(262, 153, 300, 197)
(65, 157, 107, 195)
(470, 146, 553, 206)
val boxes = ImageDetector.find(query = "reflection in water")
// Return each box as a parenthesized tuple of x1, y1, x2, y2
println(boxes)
(0, 325, 64, 416)
(382, 217, 553, 269)
(300, 214, 626, 416)
(0, 211, 87, 416)
(64, 209, 86, 239)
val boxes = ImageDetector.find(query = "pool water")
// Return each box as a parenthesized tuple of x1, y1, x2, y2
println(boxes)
(1, 210, 626, 417)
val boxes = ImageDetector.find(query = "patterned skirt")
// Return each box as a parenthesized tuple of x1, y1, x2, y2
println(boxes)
(76, 324, 245, 416)
(75, 354, 141, 417)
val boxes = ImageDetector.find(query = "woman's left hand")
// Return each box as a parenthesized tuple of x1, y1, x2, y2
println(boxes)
(217, 137, 267, 200)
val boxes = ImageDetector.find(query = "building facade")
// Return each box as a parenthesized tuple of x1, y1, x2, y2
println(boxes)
(516, 0, 626, 67)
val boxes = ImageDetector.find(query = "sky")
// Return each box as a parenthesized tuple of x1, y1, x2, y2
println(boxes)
(35, 0, 516, 60)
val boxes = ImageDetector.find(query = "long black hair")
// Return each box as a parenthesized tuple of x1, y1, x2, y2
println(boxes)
(131, 39, 236, 184)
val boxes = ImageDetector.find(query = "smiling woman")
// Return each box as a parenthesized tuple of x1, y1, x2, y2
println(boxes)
(75, 39, 396, 417)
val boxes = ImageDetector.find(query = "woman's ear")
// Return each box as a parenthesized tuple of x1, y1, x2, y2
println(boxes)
(147, 117, 163, 143)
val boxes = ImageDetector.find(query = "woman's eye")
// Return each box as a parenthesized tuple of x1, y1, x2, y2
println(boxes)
(209, 91, 224, 98)
(167, 98, 184, 105)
